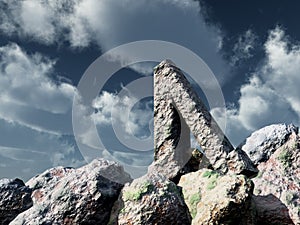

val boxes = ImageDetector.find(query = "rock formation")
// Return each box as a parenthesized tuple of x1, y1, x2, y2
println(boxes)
(10, 159, 131, 225)
(240, 124, 299, 225)
(0, 179, 32, 225)
(152, 60, 258, 179)
(178, 169, 255, 225)
(1, 61, 299, 225)
(110, 173, 191, 225)
(238, 123, 298, 165)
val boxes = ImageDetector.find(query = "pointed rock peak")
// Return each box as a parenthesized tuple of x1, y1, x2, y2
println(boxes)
(153, 59, 179, 73)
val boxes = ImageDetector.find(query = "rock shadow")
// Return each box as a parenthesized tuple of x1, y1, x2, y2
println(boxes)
(253, 194, 294, 225)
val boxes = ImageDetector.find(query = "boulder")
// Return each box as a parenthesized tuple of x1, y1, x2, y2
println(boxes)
(239, 123, 298, 165)
(110, 173, 191, 225)
(178, 169, 255, 225)
(250, 131, 300, 224)
(252, 195, 294, 225)
(10, 159, 132, 225)
(0, 178, 32, 225)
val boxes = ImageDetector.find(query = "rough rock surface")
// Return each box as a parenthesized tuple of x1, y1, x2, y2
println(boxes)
(110, 173, 191, 225)
(249, 130, 300, 225)
(252, 195, 295, 225)
(3, 61, 300, 225)
(239, 123, 298, 165)
(153, 60, 258, 179)
(10, 159, 132, 225)
(0, 178, 32, 225)
(178, 169, 255, 225)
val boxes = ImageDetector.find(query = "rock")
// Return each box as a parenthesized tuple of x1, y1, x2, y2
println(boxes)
(252, 131, 300, 224)
(0, 178, 32, 225)
(110, 173, 191, 225)
(178, 169, 255, 225)
(239, 123, 298, 165)
(153, 60, 258, 179)
(252, 195, 294, 225)
(10, 159, 132, 225)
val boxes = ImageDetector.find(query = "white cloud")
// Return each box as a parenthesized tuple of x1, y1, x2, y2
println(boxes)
(0, 0, 229, 83)
(0, 43, 75, 134)
(0, 118, 85, 181)
(92, 91, 153, 139)
(213, 27, 300, 146)
(20, 1, 56, 44)
(231, 29, 258, 65)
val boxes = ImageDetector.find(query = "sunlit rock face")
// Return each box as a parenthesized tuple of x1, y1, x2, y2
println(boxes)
(110, 173, 191, 225)
(179, 169, 255, 225)
(10, 159, 131, 225)
(153, 59, 258, 180)
(240, 124, 300, 225)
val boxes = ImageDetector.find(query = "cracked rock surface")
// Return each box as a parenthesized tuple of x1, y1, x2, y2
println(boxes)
(0, 178, 32, 225)
(110, 173, 191, 225)
(10, 159, 131, 225)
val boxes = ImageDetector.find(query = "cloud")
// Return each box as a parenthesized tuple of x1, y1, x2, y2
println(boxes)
(92, 91, 153, 138)
(0, 0, 230, 83)
(0, 118, 84, 181)
(212, 27, 300, 146)
(0, 43, 75, 134)
(231, 29, 258, 65)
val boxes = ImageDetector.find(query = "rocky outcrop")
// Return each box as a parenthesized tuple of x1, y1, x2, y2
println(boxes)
(239, 123, 298, 165)
(10, 159, 132, 225)
(178, 169, 255, 225)
(2, 61, 300, 225)
(153, 60, 258, 180)
(241, 124, 300, 225)
(0, 178, 32, 225)
(110, 173, 191, 225)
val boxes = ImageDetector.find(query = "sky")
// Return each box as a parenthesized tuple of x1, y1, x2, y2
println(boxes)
(1, 0, 300, 180)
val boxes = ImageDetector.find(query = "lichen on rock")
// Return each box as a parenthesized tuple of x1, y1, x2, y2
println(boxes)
(178, 169, 255, 225)
(110, 173, 191, 225)
(10, 159, 132, 225)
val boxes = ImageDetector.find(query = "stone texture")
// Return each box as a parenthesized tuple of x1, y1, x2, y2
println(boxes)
(153, 60, 258, 178)
(178, 169, 255, 225)
(110, 173, 191, 225)
(250, 130, 300, 225)
(10, 159, 132, 225)
(0, 178, 32, 225)
(238, 123, 298, 165)
(252, 195, 294, 225)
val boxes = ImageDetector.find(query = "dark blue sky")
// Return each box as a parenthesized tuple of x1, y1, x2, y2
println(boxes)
(0, 0, 300, 180)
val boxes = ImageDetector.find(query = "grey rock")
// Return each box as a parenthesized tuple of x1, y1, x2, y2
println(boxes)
(252, 130, 300, 225)
(239, 123, 298, 165)
(153, 60, 258, 179)
(178, 169, 255, 225)
(0, 178, 32, 225)
(110, 173, 191, 225)
(10, 158, 132, 225)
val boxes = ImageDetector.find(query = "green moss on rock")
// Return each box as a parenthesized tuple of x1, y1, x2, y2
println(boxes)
(123, 181, 154, 201)
(189, 193, 201, 219)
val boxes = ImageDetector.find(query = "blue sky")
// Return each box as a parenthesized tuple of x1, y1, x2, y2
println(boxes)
(1, 0, 300, 180)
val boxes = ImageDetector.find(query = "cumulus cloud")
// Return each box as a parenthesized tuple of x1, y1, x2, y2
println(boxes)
(213, 27, 300, 146)
(92, 91, 153, 138)
(0, 0, 229, 83)
(231, 29, 258, 65)
(0, 43, 75, 134)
